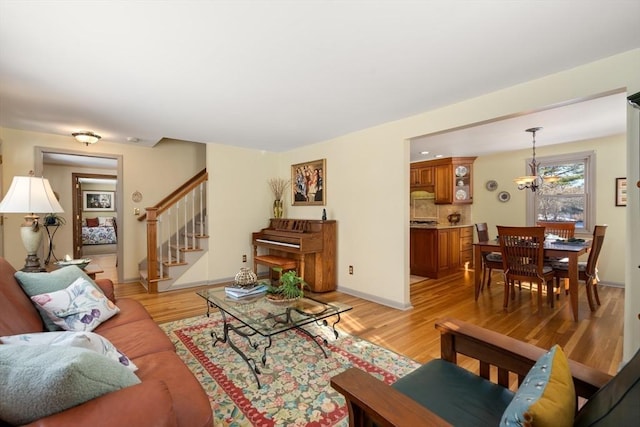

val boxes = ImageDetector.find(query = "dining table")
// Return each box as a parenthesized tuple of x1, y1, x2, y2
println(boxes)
(473, 239, 591, 321)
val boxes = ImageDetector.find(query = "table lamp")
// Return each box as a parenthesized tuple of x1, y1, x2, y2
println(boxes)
(0, 172, 64, 272)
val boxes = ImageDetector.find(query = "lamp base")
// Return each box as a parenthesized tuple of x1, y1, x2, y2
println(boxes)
(20, 219, 45, 272)
(22, 253, 46, 272)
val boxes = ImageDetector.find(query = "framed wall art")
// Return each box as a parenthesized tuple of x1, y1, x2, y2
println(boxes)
(291, 158, 326, 206)
(83, 191, 115, 211)
(615, 177, 627, 207)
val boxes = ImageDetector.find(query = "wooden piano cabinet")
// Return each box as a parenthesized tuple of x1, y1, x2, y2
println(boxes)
(252, 219, 337, 292)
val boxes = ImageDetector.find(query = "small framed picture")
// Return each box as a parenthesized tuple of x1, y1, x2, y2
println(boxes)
(83, 191, 115, 211)
(615, 177, 627, 207)
(291, 159, 326, 206)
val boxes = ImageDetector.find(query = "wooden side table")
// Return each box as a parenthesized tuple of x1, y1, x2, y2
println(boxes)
(45, 263, 104, 280)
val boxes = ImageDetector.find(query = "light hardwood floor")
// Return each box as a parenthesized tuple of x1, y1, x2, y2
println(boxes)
(108, 256, 623, 376)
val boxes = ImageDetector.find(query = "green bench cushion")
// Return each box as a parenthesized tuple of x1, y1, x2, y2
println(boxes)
(392, 359, 514, 426)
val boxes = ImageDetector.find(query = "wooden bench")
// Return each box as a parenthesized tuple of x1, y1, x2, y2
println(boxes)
(253, 255, 298, 284)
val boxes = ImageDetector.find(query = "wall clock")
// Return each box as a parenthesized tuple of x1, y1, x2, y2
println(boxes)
(132, 191, 143, 203)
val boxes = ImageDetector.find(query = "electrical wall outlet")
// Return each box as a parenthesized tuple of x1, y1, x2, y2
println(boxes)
(349, 265, 353, 275)
(242, 254, 247, 262)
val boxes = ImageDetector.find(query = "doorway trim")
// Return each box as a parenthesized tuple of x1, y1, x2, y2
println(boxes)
(34, 147, 124, 283)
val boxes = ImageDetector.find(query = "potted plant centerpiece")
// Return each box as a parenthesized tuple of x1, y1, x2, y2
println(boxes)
(266, 269, 307, 303)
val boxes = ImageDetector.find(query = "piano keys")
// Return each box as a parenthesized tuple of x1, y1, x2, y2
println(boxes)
(252, 219, 336, 292)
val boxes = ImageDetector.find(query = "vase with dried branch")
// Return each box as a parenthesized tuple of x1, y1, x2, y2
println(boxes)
(268, 178, 290, 218)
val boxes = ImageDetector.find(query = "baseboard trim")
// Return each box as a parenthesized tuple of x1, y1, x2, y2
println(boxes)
(336, 285, 413, 311)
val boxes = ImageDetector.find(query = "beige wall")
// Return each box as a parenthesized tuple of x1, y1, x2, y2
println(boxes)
(272, 49, 640, 359)
(472, 134, 627, 284)
(0, 129, 206, 281)
(1, 48, 638, 360)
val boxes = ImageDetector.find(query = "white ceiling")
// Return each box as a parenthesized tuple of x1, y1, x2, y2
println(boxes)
(410, 91, 629, 161)
(1, 1, 639, 155)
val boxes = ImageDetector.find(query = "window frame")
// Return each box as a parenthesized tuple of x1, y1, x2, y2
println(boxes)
(526, 150, 596, 234)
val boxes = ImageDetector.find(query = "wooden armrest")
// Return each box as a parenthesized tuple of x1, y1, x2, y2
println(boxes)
(332, 318, 614, 427)
(435, 317, 612, 398)
(331, 368, 452, 427)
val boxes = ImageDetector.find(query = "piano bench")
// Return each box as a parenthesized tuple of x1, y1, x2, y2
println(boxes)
(254, 255, 298, 284)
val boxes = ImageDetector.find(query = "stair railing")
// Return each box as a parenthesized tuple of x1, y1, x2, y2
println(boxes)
(139, 169, 208, 292)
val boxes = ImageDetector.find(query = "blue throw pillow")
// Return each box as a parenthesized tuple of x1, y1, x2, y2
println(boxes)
(0, 344, 140, 425)
(500, 345, 576, 427)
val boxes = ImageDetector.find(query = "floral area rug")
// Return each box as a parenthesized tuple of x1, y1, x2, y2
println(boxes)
(160, 314, 420, 426)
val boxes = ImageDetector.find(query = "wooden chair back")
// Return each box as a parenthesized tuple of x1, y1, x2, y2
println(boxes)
(497, 226, 547, 281)
(475, 222, 490, 242)
(585, 225, 607, 278)
(536, 221, 576, 239)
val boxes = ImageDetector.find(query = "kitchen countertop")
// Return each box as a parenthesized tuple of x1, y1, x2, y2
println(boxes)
(410, 223, 472, 229)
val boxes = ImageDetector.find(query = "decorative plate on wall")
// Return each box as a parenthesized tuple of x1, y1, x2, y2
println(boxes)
(131, 191, 143, 203)
(498, 191, 511, 202)
(485, 180, 498, 191)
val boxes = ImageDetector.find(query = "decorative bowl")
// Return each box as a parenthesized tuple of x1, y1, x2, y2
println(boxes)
(234, 267, 258, 288)
(55, 258, 91, 270)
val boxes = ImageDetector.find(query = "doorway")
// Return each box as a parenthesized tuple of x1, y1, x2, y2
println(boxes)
(34, 147, 124, 283)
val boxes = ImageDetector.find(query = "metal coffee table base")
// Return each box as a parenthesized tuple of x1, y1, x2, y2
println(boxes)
(206, 302, 339, 388)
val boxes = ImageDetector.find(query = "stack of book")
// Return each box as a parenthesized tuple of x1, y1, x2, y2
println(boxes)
(224, 283, 268, 299)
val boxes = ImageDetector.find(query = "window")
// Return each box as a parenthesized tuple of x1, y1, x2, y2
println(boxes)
(526, 151, 595, 233)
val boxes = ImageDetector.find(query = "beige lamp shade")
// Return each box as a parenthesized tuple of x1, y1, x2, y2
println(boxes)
(0, 175, 63, 214)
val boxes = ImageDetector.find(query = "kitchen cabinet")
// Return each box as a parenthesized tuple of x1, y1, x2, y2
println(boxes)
(459, 226, 474, 267)
(410, 163, 434, 189)
(410, 226, 473, 278)
(430, 157, 476, 204)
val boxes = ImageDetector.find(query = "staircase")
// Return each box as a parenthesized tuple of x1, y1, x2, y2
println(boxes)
(137, 169, 208, 292)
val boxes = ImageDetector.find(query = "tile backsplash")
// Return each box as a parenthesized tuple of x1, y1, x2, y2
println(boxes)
(410, 191, 471, 224)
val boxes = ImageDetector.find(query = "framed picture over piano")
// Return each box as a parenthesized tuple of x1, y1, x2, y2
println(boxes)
(292, 158, 326, 206)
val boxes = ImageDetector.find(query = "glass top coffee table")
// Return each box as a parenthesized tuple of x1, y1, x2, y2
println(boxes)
(197, 287, 352, 388)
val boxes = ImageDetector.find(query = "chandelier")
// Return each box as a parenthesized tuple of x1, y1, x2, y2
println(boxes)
(514, 127, 558, 192)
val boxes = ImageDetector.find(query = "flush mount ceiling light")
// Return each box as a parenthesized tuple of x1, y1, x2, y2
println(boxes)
(513, 127, 559, 192)
(72, 131, 101, 146)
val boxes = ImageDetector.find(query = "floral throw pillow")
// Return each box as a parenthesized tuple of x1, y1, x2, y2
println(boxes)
(0, 331, 137, 372)
(31, 277, 120, 332)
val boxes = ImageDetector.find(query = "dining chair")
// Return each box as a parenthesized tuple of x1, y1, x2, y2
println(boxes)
(497, 226, 555, 310)
(536, 220, 576, 296)
(536, 221, 576, 239)
(474, 223, 503, 291)
(552, 225, 607, 312)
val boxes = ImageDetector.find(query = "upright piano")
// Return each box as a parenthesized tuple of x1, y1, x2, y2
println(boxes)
(252, 218, 336, 292)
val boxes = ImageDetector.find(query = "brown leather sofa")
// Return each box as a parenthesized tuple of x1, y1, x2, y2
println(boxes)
(0, 257, 212, 427)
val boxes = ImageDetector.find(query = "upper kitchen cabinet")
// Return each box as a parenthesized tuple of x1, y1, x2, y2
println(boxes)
(431, 157, 477, 204)
(410, 162, 434, 189)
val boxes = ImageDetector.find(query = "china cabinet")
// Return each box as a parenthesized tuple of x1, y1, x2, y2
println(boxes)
(431, 157, 476, 204)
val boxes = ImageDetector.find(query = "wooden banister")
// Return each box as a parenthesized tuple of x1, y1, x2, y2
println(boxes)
(137, 168, 208, 222)
(141, 169, 208, 291)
